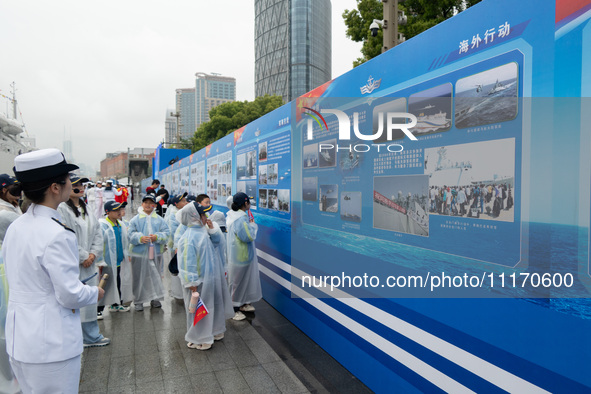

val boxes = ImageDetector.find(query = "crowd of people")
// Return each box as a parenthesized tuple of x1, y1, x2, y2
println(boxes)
(429, 183, 513, 218)
(0, 148, 263, 393)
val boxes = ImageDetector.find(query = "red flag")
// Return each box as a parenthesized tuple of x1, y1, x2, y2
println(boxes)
(192, 298, 209, 326)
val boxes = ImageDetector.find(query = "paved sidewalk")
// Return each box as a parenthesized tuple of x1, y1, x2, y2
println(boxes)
(80, 292, 310, 393)
(80, 204, 371, 393)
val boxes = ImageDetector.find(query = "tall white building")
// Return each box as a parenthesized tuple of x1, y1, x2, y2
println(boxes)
(164, 109, 178, 145)
(195, 72, 236, 129)
(175, 88, 196, 141)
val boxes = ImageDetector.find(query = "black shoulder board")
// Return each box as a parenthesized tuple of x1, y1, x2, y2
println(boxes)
(52, 218, 75, 234)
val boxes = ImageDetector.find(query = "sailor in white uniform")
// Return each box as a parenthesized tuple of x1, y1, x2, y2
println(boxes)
(2, 148, 105, 394)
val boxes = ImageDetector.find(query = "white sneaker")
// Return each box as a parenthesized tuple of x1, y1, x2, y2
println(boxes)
(187, 342, 212, 351)
(214, 333, 224, 341)
(97, 311, 104, 320)
(135, 303, 144, 311)
(239, 304, 255, 312)
(232, 311, 246, 321)
(109, 305, 130, 312)
(84, 337, 110, 348)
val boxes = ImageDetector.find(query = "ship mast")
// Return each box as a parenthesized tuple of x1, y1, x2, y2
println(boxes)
(10, 82, 17, 120)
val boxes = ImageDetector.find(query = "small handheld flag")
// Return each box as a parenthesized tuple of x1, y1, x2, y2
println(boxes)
(192, 298, 209, 326)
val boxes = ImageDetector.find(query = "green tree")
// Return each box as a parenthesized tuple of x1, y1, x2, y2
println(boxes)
(190, 94, 283, 152)
(343, 0, 482, 67)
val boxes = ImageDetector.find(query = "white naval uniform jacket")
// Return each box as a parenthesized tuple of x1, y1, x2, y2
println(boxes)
(2, 204, 98, 363)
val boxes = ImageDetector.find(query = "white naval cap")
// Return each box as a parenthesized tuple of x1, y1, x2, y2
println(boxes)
(14, 148, 79, 183)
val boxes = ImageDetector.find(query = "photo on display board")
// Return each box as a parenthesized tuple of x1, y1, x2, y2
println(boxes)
(318, 139, 337, 168)
(319, 185, 338, 213)
(267, 163, 278, 184)
(278, 189, 290, 213)
(424, 138, 515, 222)
(246, 150, 257, 178)
(237, 181, 245, 194)
(455, 62, 519, 129)
(373, 175, 429, 236)
(372, 97, 407, 143)
(259, 165, 267, 185)
(236, 153, 247, 179)
(408, 83, 452, 137)
(227, 185, 231, 196)
(245, 181, 257, 207)
(340, 150, 362, 171)
(303, 143, 319, 169)
(267, 189, 278, 210)
(303, 177, 318, 201)
(340, 191, 362, 222)
(181, 167, 190, 189)
(222, 160, 231, 176)
(259, 141, 267, 162)
(259, 189, 268, 208)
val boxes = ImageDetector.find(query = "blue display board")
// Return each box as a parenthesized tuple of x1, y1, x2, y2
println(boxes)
(155, 1, 591, 392)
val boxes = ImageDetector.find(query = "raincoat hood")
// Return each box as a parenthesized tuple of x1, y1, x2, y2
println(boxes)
(176, 202, 203, 227)
(226, 209, 246, 228)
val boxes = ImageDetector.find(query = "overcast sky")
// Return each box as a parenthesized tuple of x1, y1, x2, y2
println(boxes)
(0, 0, 361, 175)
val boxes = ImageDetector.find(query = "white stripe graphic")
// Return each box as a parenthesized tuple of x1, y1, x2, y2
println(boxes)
(257, 263, 474, 394)
(257, 249, 549, 394)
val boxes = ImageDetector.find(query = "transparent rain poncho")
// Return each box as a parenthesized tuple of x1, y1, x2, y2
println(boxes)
(99, 217, 133, 305)
(127, 206, 170, 303)
(163, 204, 183, 299)
(226, 209, 262, 307)
(176, 203, 233, 345)
(58, 202, 103, 323)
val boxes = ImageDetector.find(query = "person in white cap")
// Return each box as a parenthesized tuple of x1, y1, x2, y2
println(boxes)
(2, 148, 104, 394)
(94, 181, 104, 219)
(102, 179, 122, 206)
(85, 181, 96, 217)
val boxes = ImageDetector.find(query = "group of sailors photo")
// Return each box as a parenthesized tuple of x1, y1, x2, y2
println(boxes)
(0, 148, 262, 393)
(429, 183, 514, 219)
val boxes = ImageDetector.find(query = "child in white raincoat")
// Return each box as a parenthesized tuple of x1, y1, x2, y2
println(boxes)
(128, 194, 170, 311)
(99, 201, 133, 312)
(226, 192, 262, 321)
(176, 202, 233, 350)
(164, 193, 189, 300)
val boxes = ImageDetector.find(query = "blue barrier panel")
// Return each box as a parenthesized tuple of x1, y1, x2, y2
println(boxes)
(156, 0, 591, 391)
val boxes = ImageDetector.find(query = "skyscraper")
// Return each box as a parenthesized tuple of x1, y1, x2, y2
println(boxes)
(175, 88, 196, 141)
(255, 0, 332, 103)
(164, 109, 178, 145)
(195, 72, 236, 128)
